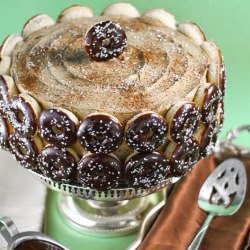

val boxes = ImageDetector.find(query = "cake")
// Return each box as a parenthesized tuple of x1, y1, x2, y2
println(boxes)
(0, 3, 225, 190)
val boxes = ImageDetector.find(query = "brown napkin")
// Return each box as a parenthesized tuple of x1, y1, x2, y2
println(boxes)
(138, 156, 250, 250)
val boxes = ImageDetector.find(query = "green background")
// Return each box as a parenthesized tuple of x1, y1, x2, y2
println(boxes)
(1, 1, 250, 249)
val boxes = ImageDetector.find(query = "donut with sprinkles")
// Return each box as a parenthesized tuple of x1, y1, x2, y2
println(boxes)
(219, 61, 226, 96)
(7, 94, 41, 137)
(166, 102, 201, 143)
(125, 151, 170, 188)
(0, 75, 17, 114)
(9, 134, 42, 170)
(39, 108, 78, 148)
(77, 113, 123, 154)
(195, 83, 222, 124)
(77, 153, 122, 190)
(126, 112, 168, 152)
(37, 146, 78, 182)
(165, 137, 200, 177)
(0, 115, 11, 150)
(84, 20, 127, 61)
(199, 124, 218, 157)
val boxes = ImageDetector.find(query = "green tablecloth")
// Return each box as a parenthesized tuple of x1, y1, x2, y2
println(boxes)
(1, 1, 250, 249)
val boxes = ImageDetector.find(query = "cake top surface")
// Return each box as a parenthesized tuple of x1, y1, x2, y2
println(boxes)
(11, 14, 208, 121)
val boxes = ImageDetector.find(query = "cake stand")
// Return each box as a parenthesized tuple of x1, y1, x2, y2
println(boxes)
(32, 172, 177, 237)
(30, 172, 177, 249)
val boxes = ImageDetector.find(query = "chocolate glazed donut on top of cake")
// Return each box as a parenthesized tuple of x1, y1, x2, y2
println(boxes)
(0, 2, 225, 190)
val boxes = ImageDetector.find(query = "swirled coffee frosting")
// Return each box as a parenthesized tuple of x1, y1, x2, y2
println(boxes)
(0, 3, 225, 190)
(11, 15, 208, 122)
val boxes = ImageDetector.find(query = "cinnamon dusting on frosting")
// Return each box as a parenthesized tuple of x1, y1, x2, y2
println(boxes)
(11, 16, 208, 125)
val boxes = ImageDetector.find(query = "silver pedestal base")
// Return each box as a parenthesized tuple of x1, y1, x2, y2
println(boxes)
(57, 191, 165, 237)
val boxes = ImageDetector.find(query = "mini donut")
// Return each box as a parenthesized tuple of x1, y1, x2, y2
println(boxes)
(178, 22, 206, 45)
(57, 5, 93, 22)
(39, 108, 78, 148)
(143, 9, 176, 30)
(126, 112, 168, 152)
(219, 61, 226, 96)
(7, 94, 41, 137)
(124, 151, 170, 188)
(77, 113, 123, 154)
(101, 3, 140, 17)
(9, 134, 43, 170)
(165, 102, 201, 143)
(210, 101, 224, 137)
(84, 20, 127, 62)
(37, 146, 79, 182)
(165, 137, 200, 177)
(0, 34, 23, 57)
(0, 75, 18, 114)
(194, 101, 224, 157)
(77, 153, 122, 190)
(22, 14, 55, 39)
(194, 83, 222, 124)
(194, 123, 218, 157)
(0, 115, 12, 150)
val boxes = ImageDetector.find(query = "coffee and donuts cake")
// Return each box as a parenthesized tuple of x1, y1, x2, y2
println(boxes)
(0, 2, 225, 190)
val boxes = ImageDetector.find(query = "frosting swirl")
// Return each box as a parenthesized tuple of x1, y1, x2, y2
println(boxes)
(11, 16, 208, 124)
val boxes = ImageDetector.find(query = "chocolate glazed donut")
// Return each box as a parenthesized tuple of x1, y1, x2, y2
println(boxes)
(0, 75, 10, 114)
(0, 75, 17, 115)
(199, 101, 224, 157)
(77, 153, 122, 190)
(200, 84, 222, 124)
(126, 112, 168, 152)
(7, 96, 38, 137)
(0, 115, 11, 150)
(9, 134, 40, 170)
(37, 146, 77, 182)
(167, 102, 201, 143)
(125, 152, 170, 188)
(219, 61, 226, 96)
(166, 137, 200, 177)
(84, 20, 127, 61)
(77, 113, 123, 154)
(39, 108, 77, 148)
(199, 124, 218, 157)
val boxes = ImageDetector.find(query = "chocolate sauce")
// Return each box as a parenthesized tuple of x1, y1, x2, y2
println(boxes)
(14, 239, 64, 250)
